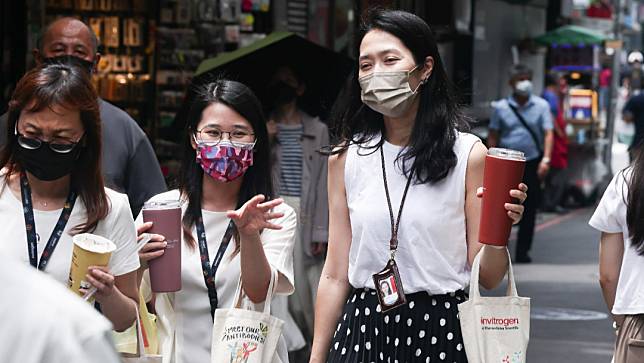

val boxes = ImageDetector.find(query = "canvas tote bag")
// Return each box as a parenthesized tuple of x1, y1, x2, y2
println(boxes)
(458, 249, 530, 363)
(210, 269, 285, 363)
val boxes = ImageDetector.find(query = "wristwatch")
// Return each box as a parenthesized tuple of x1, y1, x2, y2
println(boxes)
(541, 157, 551, 164)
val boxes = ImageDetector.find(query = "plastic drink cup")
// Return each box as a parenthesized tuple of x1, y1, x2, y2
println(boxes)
(479, 148, 526, 246)
(142, 200, 182, 292)
(68, 233, 117, 302)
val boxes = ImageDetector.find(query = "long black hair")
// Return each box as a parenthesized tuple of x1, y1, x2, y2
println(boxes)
(626, 146, 644, 255)
(179, 79, 273, 249)
(329, 8, 468, 184)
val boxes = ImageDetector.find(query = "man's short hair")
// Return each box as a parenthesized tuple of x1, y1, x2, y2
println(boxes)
(36, 17, 100, 55)
(510, 64, 533, 80)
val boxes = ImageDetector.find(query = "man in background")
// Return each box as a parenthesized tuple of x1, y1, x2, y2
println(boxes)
(0, 17, 166, 215)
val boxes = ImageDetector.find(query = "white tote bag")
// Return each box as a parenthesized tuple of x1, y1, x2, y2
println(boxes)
(458, 249, 530, 363)
(211, 270, 285, 363)
(121, 306, 163, 363)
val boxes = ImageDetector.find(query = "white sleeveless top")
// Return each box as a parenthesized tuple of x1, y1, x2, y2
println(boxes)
(345, 132, 480, 294)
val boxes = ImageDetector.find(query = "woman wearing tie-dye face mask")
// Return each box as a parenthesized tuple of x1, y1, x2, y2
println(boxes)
(135, 80, 296, 363)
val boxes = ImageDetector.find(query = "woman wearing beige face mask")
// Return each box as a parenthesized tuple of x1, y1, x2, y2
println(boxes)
(309, 9, 528, 363)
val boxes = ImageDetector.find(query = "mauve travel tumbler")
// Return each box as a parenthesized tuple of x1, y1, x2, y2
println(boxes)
(143, 200, 182, 292)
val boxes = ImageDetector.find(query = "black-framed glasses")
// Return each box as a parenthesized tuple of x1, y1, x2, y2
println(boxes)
(194, 126, 256, 148)
(15, 125, 83, 154)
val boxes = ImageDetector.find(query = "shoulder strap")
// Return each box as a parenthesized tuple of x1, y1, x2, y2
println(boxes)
(508, 104, 543, 156)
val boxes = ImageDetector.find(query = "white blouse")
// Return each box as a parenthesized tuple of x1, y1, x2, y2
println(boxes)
(0, 178, 140, 285)
(138, 190, 296, 363)
(344, 132, 480, 294)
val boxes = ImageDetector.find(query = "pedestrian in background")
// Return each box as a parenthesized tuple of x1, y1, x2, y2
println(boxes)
(266, 65, 329, 352)
(488, 64, 554, 263)
(309, 9, 526, 363)
(590, 146, 644, 362)
(622, 84, 644, 158)
(0, 17, 166, 216)
(541, 74, 569, 213)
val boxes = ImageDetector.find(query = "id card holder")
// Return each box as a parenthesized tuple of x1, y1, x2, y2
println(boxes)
(372, 258, 406, 312)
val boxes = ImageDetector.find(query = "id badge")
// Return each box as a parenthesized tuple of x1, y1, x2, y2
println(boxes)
(372, 258, 407, 312)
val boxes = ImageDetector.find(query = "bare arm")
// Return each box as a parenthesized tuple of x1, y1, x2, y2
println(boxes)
(309, 152, 352, 363)
(87, 269, 139, 332)
(598, 232, 624, 325)
(465, 142, 526, 289)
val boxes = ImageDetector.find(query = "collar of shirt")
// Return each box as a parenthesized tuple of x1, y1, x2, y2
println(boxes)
(507, 94, 536, 109)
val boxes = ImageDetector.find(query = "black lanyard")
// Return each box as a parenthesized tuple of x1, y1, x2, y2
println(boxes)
(380, 146, 413, 258)
(20, 172, 77, 271)
(195, 211, 236, 319)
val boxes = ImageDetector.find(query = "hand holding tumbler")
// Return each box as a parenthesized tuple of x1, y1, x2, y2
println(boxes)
(143, 200, 182, 292)
(479, 148, 526, 246)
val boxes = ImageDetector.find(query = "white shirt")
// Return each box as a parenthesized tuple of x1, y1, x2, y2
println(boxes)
(345, 132, 480, 294)
(138, 190, 296, 363)
(589, 169, 644, 315)
(0, 255, 120, 363)
(0, 179, 140, 285)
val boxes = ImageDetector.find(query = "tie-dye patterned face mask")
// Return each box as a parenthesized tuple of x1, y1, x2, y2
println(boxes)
(195, 139, 255, 182)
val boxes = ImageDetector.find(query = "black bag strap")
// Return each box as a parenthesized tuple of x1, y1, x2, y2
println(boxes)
(508, 104, 543, 156)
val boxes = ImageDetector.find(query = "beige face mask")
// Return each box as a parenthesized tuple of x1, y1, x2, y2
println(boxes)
(359, 66, 424, 118)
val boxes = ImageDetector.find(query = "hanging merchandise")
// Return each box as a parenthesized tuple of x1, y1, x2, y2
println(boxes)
(260, 0, 270, 12)
(240, 13, 254, 32)
(124, 18, 143, 47)
(89, 18, 103, 41)
(242, 0, 253, 12)
(252, 0, 261, 11)
(219, 0, 239, 22)
(98, 0, 112, 11)
(77, 0, 94, 11)
(103, 16, 120, 48)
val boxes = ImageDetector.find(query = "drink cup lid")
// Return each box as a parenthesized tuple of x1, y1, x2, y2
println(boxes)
(488, 148, 526, 161)
(72, 233, 117, 253)
(143, 200, 182, 210)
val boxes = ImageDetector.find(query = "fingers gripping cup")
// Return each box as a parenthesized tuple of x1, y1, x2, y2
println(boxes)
(479, 148, 526, 246)
(68, 233, 117, 302)
(142, 200, 182, 293)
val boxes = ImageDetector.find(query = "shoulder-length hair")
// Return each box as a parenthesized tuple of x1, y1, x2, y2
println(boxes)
(179, 79, 273, 250)
(329, 8, 469, 184)
(0, 63, 108, 233)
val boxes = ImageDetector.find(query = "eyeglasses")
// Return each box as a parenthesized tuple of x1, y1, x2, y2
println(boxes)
(15, 125, 83, 154)
(194, 126, 256, 148)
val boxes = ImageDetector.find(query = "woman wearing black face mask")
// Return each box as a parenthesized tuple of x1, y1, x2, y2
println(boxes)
(0, 64, 140, 332)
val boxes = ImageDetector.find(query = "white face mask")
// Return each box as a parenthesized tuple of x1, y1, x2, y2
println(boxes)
(514, 80, 533, 97)
(359, 66, 424, 117)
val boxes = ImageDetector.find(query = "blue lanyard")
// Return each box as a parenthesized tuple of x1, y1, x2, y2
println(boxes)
(20, 172, 77, 271)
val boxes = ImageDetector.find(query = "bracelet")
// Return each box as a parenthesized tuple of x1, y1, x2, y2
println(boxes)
(485, 245, 506, 250)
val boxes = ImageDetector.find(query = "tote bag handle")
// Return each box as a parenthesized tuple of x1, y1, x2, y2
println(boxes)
(468, 247, 519, 301)
(230, 268, 279, 314)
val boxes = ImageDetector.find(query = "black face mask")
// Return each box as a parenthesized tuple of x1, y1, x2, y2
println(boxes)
(267, 81, 297, 107)
(16, 144, 82, 181)
(42, 55, 95, 74)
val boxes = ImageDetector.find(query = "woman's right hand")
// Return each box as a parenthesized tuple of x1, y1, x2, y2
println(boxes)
(137, 222, 167, 268)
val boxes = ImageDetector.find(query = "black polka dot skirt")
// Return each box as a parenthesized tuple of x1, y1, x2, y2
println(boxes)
(327, 288, 468, 363)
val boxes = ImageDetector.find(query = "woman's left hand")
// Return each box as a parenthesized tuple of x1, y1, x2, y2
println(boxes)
(227, 194, 285, 237)
(83, 266, 116, 302)
(477, 183, 528, 225)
